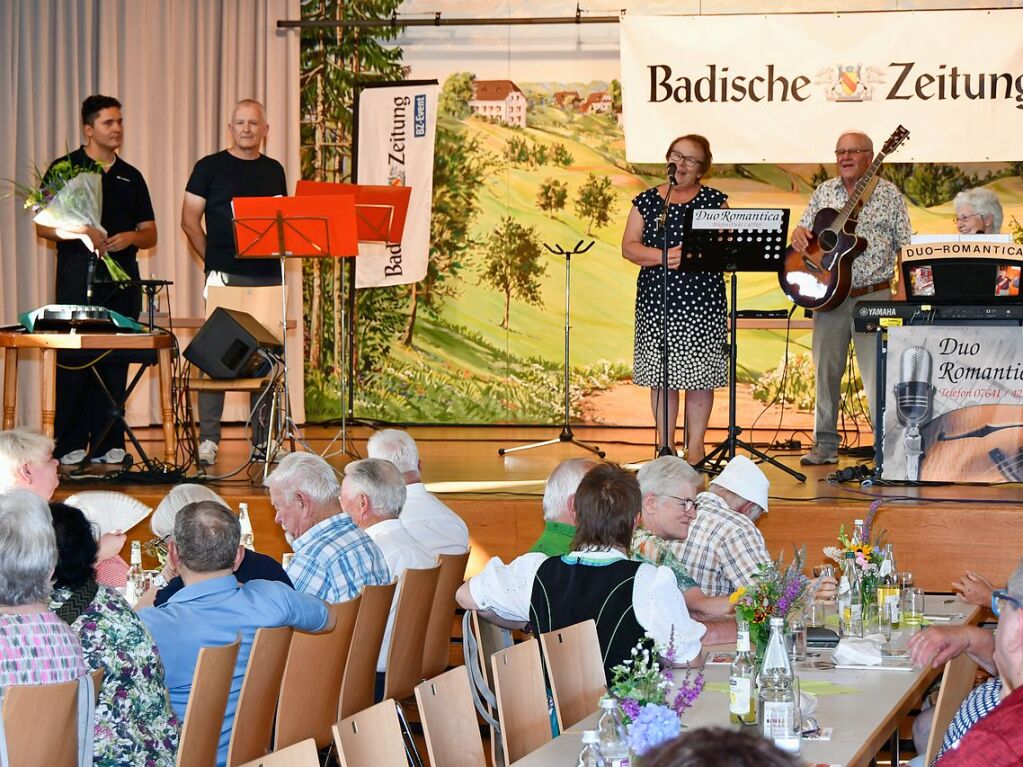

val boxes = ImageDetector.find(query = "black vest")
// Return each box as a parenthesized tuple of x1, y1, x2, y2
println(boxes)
(529, 555, 645, 680)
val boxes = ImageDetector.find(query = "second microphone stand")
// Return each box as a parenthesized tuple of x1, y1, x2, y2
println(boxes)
(498, 240, 605, 458)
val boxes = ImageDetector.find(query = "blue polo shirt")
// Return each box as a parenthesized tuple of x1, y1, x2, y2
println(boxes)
(139, 574, 327, 767)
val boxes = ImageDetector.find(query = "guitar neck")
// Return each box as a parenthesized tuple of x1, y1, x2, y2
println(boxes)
(835, 152, 887, 228)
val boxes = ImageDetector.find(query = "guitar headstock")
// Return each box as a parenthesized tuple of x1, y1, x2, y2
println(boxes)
(881, 125, 910, 156)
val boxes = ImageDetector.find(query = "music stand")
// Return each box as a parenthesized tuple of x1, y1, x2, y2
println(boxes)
(232, 194, 360, 473)
(295, 181, 411, 460)
(680, 207, 805, 482)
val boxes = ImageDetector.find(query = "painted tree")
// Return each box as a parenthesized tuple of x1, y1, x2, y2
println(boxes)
(537, 178, 568, 218)
(609, 79, 622, 112)
(552, 142, 574, 168)
(481, 217, 547, 330)
(574, 173, 618, 234)
(439, 72, 476, 119)
(530, 142, 549, 166)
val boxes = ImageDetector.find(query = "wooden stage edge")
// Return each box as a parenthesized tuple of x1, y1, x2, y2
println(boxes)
(53, 424, 1023, 592)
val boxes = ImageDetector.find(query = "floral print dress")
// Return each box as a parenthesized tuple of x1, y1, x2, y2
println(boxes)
(0, 610, 87, 685)
(50, 583, 180, 767)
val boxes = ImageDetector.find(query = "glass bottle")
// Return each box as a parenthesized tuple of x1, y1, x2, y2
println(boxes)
(730, 616, 758, 726)
(125, 540, 144, 605)
(238, 502, 255, 550)
(838, 551, 863, 638)
(596, 696, 630, 767)
(578, 730, 608, 767)
(851, 519, 866, 547)
(758, 616, 800, 753)
(877, 544, 900, 628)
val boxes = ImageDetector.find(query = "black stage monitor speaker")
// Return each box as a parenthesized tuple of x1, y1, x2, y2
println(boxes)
(184, 308, 283, 379)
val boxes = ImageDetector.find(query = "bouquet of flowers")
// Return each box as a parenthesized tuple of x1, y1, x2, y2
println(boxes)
(729, 547, 811, 658)
(18, 157, 130, 282)
(824, 502, 886, 599)
(609, 631, 704, 756)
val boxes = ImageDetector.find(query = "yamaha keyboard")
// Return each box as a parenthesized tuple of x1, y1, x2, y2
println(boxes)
(854, 301, 1023, 332)
(20, 304, 143, 333)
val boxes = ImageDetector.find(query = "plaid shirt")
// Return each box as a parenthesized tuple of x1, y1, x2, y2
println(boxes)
(674, 492, 770, 597)
(286, 513, 391, 602)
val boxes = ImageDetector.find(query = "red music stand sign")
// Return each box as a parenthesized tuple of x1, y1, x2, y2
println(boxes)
(231, 194, 359, 259)
(295, 180, 410, 246)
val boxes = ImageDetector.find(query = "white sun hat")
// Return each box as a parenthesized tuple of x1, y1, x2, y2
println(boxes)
(709, 455, 770, 512)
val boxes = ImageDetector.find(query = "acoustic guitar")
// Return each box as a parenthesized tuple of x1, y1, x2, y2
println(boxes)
(779, 125, 910, 312)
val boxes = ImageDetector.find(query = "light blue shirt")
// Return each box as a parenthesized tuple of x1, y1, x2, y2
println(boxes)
(286, 512, 391, 602)
(139, 574, 328, 767)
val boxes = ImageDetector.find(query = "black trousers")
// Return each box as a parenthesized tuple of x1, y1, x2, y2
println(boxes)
(54, 250, 142, 458)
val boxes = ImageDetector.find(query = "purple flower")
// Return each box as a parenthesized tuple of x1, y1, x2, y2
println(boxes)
(628, 704, 681, 755)
(672, 672, 704, 716)
(620, 697, 641, 721)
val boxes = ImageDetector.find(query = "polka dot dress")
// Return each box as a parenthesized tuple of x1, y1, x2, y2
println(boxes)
(632, 186, 728, 390)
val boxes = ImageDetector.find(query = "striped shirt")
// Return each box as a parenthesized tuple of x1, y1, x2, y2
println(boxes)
(675, 492, 770, 597)
(0, 611, 88, 687)
(937, 677, 1003, 763)
(286, 513, 391, 602)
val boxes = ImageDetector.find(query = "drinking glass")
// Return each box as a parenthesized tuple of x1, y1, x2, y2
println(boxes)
(791, 676, 803, 741)
(878, 605, 893, 641)
(807, 599, 827, 628)
(900, 572, 915, 589)
(789, 614, 807, 662)
(813, 564, 835, 581)
(902, 587, 925, 627)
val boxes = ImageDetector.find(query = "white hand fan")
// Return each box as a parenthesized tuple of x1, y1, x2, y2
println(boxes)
(63, 491, 153, 536)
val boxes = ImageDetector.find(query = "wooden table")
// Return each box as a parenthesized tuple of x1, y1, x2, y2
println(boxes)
(512, 600, 982, 767)
(0, 330, 176, 463)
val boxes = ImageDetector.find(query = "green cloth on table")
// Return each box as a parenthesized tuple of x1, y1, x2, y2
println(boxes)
(705, 680, 861, 696)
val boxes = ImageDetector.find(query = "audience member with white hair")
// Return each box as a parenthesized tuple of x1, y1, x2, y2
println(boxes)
(0, 489, 88, 686)
(265, 451, 390, 602)
(366, 429, 469, 555)
(136, 483, 292, 608)
(528, 457, 597, 555)
(343, 458, 435, 696)
(0, 427, 60, 499)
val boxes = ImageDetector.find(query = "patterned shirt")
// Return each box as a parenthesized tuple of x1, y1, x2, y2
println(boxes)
(286, 512, 391, 602)
(0, 610, 87, 687)
(937, 677, 1003, 762)
(798, 176, 912, 288)
(630, 527, 699, 591)
(51, 583, 180, 767)
(674, 492, 771, 597)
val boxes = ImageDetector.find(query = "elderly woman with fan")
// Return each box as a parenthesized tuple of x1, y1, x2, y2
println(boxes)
(134, 483, 292, 609)
(48, 500, 180, 766)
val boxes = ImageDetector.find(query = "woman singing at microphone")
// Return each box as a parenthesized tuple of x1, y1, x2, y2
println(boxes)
(621, 134, 727, 463)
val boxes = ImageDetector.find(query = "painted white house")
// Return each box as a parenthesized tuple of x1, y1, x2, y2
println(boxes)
(470, 80, 527, 128)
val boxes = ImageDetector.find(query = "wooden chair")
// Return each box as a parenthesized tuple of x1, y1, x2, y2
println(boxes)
(333, 699, 408, 767)
(415, 666, 487, 767)
(422, 549, 471, 679)
(337, 581, 397, 720)
(226, 626, 294, 766)
(491, 639, 553, 763)
(275, 598, 359, 750)
(924, 653, 981, 765)
(464, 610, 513, 767)
(236, 738, 319, 767)
(383, 563, 442, 701)
(176, 637, 242, 767)
(0, 667, 103, 767)
(539, 619, 607, 731)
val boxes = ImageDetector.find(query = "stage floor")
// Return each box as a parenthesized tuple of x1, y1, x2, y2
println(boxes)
(55, 423, 1023, 591)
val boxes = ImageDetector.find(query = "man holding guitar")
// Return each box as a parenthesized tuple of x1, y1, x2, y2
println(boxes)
(789, 129, 912, 465)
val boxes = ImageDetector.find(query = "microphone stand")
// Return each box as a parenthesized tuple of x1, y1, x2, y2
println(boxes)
(655, 166, 677, 457)
(85, 252, 97, 305)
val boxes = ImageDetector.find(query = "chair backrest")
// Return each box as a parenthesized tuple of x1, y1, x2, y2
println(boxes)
(333, 699, 408, 767)
(491, 639, 552, 764)
(415, 666, 487, 767)
(337, 580, 397, 720)
(177, 637, 243, 767)
(422, 549, 471, 679)
(236, 738, 319, 767)
(539, 619, 607, 731)
(464, 610, 513, 767)
(0, 667, 104, 767)
(227, 626, 294, 767)
(383, 563, 442, 701)
(275, 598, 359, 750)
(924, 653, 980, 765)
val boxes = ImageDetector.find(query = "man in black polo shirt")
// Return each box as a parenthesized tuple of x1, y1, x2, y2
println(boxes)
(181, 99, 287, 466)
(35, 94, 157, 465)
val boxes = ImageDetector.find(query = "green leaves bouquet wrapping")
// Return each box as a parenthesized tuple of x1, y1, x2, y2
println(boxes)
(21, 157, 131, 282)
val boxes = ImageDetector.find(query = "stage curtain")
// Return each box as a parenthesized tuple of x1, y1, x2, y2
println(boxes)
(0, 0, 305, 432)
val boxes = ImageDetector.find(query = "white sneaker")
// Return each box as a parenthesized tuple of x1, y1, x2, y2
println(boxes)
(198, 440, 218, 466)
(59, 449, 88, 465)
(91, 448, 127, 464)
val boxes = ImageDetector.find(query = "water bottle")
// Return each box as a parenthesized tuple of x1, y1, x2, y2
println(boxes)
(851, 518, 866, 546)
(758, 616, 800, 754)
(578, 730, 607, 767)
(877, 544, 900, 627)
(730, 616, 758, 726)
(238, 502, 255, 550)
(838, 551, 862, 637)
(597, 696, 630, 766)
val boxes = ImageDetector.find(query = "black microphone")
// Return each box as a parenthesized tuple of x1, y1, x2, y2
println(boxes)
(86, 255, 96, 305)
(894, 346, 934, 481)
(666, 162, 678, 185)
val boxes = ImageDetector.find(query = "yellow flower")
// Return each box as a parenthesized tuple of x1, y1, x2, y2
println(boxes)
(729, 587, 746, 605)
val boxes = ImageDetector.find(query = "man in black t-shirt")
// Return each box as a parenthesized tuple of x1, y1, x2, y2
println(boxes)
(36, 95, 157, 465)
(181, 99, 287, 466)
